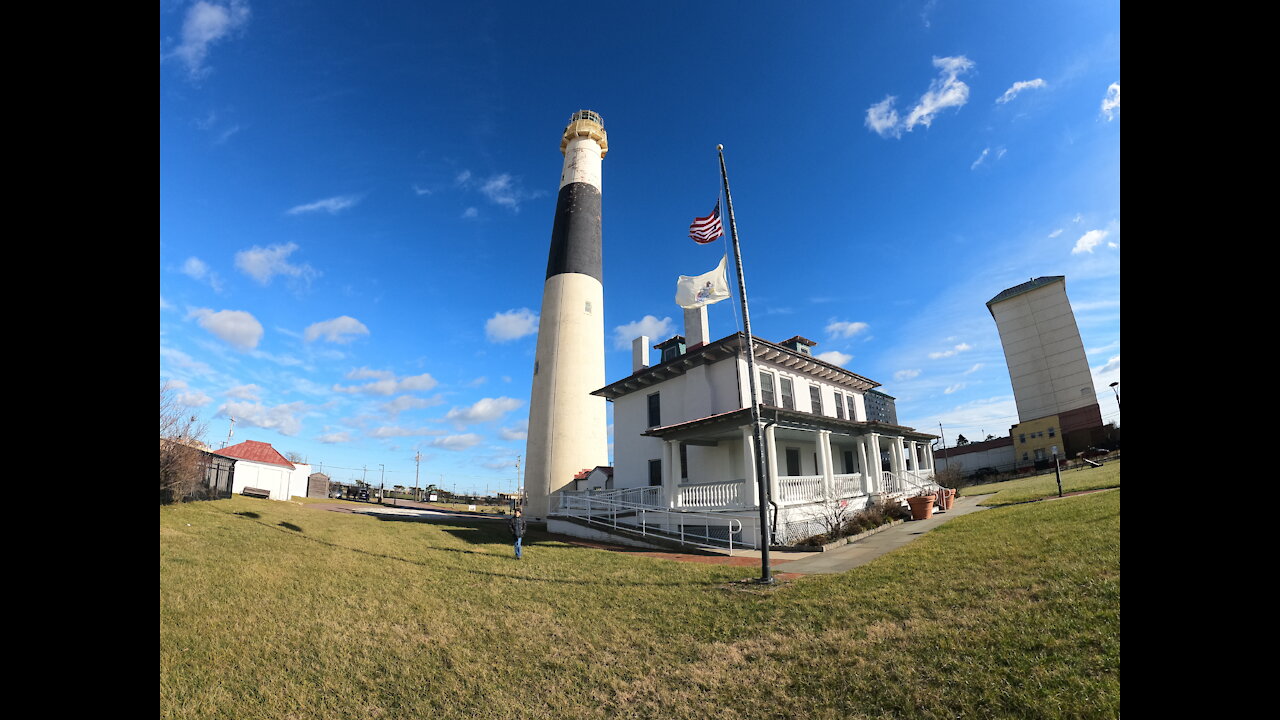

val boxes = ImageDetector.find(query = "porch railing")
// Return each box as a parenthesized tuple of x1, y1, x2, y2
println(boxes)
(778, 474, 824, 503)
(676, 480, 744, 509)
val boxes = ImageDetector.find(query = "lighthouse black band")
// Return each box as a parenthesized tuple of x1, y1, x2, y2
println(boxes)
(545, 181, 602, 282)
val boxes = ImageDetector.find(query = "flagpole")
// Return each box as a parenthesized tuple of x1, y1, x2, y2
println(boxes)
(717, 144, 773, 584)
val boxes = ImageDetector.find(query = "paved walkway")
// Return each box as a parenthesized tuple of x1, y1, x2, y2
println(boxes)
(772, 495, 988, 575)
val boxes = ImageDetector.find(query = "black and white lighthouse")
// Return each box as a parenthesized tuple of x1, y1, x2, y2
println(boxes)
(524, 110, 610, 520)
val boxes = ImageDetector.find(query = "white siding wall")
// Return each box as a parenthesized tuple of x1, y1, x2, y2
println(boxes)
(231, 461, 312, 501)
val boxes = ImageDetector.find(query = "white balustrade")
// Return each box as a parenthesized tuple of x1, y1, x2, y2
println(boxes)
(677, 480, 743, 509)
(779, 474, 824, 504)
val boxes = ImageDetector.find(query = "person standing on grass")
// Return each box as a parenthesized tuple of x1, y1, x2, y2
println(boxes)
(509, 508, 527, 559)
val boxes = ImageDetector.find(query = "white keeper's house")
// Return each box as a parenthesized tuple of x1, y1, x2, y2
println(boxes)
(549, 306, 941, 551)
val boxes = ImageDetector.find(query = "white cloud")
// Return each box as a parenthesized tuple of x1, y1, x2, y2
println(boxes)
(225, 384, 262, 401)
(815, 350, 853, 366)
(1048, 228, 1064, 238)
(318, 431, 353, 444)
(996, 78, 1046, 104)
(170, 0, 251, 78)
(479, 174, 542, 211)
(894, 369, 922, 382)
(1072, 229, 1109, 255)
(380, 395, 444, 417)
(445, 397, 523, 425)
(944, 383, 966, 394)
(486, 308, 539, 342)
(369, 425, 447, 439)
(346, 367, 395, 381)
(430, 434, 484, 451)
(613, 315, 675, 350)
(1092, 354, 1120, 390)
(187, 307, 263, 350)
(304, 316, 370, 344)
(286, 195, 360, 215)
(455, 170, 473, 187)
(825, 320, 869, 339)
(234, 242, 319, 286)
(500, 419, 529, 442)
(412, 184, 432, 196)
(181, 256, 222, 291)
(462, 207, 478, 219)
(1101, 82, 1121, 121)
(865, 96, 902, 138)
(963, 363, 984, 375)
(217, 399, 306, 436)
(970, 148, 990, 170)
(867, 56, 974, 138)
(333, 371, 438, 396)
(929, 342, 972, 359)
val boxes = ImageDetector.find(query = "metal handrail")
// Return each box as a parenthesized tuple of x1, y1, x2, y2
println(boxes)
(555, 493, 753, 553)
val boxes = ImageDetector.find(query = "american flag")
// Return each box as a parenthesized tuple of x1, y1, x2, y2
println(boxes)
(689, 201, 725, 244)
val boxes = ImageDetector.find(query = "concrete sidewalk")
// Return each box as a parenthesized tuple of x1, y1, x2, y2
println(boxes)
(775, 495, 989, 574)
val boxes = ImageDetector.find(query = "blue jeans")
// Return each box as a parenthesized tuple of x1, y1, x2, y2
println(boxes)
(514, 536, 523, 558)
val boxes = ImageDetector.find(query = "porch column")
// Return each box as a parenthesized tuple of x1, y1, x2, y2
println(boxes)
(908, 440, 918, 472)
(866, 433, 880, 493)
(926, 443, 936, 471)
(765, 423, 780, 503)
(742, 426, 760, 508)
(889, 437, 903, 483)
(663, 440, 678, 508)
(857, 435, 871, 495)
(817, 429, 833, 498)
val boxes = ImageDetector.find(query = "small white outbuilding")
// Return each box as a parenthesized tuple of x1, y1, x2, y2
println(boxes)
(216, 440, 311, 501)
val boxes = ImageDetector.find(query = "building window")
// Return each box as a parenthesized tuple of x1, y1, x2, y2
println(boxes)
(648, 459, 662, 486)
(1048, 426, 1056, 437)
(834, 396, 844, 420)
(843, 450, 856, 474)
(648, 393, 661, 428)
(1019, 433, 1026, 443)
(809, 385, 823, 415)
(846, 395, 857, 421)
(780, 377, 795, 410)
(680, 442, 688, 480)
(759, 371, 776, 406)
(785, 447, 801, 476)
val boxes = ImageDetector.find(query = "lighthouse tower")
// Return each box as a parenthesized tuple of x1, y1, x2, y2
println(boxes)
(524, 110, 610, 520)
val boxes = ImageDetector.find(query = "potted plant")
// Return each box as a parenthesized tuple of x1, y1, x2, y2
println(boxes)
(906, 489, 937, 520)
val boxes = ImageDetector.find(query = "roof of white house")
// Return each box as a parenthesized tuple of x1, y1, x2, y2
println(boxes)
(593, 331, 880, 401)
(215, 440, 296, 469)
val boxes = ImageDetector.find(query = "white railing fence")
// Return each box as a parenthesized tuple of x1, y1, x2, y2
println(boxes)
(554, 493, 756, 553)
(779, 474, 824, 503)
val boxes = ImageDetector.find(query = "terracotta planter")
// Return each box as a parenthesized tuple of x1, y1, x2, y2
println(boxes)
(943, 488, 955, 510)
(907, 495, 936, 520)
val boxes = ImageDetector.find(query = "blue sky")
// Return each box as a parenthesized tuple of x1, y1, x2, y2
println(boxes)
(160, 1, 1120, 493)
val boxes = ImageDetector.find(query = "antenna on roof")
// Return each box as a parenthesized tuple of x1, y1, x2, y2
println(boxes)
(222, 417, 236, 448)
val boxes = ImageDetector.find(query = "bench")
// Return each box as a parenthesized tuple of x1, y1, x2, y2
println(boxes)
(242, 487, 272, 499)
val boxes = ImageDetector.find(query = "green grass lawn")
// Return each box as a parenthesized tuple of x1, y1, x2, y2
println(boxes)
(161, 490, 1119, 719)
(959, 460, 1121, 507)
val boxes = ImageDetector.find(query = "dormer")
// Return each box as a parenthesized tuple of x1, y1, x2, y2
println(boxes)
(779, 335, 817, 356)
(654, 335, 687, 364)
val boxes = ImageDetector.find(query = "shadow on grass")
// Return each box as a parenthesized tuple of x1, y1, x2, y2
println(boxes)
(221, 509, 713, 587)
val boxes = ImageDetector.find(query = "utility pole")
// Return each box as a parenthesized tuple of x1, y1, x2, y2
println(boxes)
(380, 464, 387, 506)
(414, 451, 422, 502)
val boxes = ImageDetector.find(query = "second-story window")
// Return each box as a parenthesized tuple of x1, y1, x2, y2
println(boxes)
(846, 394, 857, 421)
(834, 395, 844, 420)
(780, 377, 795, 410)
(760, 371, 776, 406)
(809, 385, 823, 415)
(648, 393, 661, 427)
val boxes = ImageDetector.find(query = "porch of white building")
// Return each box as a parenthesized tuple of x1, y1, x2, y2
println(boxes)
(551, 407, 940, 551)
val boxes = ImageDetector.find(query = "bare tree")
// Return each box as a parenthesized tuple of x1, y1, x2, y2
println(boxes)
(160, 382, 209, 503)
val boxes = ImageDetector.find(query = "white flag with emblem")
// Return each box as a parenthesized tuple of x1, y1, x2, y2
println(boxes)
(676, 255, 731, 309)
